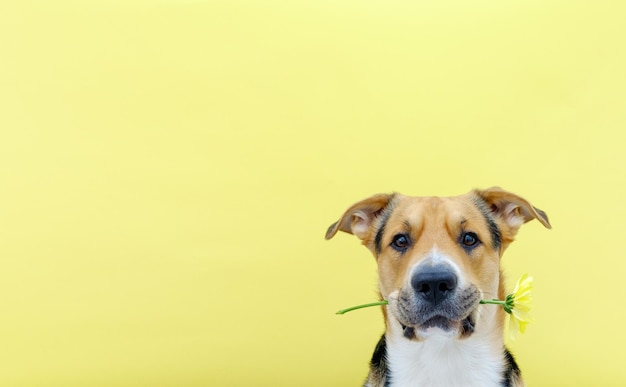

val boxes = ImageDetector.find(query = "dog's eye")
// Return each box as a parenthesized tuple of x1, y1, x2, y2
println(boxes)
(391, 234, 410, 251)
(461, 232, 479, 247)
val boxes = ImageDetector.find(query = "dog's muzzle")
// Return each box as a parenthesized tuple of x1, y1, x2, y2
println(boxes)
(389, 264, 481, 339)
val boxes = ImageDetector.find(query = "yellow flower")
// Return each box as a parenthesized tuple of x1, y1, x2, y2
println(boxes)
(507, 273, 534, 339)
(479, 273, 534, 339)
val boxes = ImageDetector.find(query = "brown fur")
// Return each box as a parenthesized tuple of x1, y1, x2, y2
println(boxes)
(327, 187, 550, 386)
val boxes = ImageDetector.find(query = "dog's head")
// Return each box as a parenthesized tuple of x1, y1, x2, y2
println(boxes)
(326, 187, 550, 340)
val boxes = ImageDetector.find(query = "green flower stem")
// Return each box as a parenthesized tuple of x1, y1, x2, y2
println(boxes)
(479, 299, 506, 306)
(338, 297, 515, 315)
(336, 300, 388, 315)
(480, 296, 514, 314)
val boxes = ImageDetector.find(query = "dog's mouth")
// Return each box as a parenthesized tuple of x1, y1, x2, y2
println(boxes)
(399, 313, 476, 339)
(390, 286, 480, 340)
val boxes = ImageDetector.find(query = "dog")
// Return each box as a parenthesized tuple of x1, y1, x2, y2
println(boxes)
(326, 187, 550, 387)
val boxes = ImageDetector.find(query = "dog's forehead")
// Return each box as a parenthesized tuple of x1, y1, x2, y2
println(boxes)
(391, 193, 477, 222)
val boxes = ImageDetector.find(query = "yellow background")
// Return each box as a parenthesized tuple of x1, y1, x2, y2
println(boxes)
(1, 0, 625, 385)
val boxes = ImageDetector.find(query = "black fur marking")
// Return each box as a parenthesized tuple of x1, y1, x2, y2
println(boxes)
(374, 201, 396, 255)
(459, 315, 475, 338)
(472, 196, 502, 250)
(370, 335, 387, 370)
(368, 334, 391, 387)
(402, 325, 415, 339)
(374, 226, 385, 256)
(501, 348, 522, 387)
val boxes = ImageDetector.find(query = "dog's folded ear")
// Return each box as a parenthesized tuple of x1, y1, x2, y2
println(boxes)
(325, 193, 394, 241)
(476, 187, 551, 231)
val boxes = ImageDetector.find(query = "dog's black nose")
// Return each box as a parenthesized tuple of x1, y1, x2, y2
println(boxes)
(411, 267, 458, 304)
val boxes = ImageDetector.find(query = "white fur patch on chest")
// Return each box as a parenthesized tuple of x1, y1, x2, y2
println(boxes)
(387, 332, 504, 387)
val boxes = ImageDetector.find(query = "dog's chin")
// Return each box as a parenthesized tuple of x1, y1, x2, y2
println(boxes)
(400, 313, 476, 340)
(422, 315, 457, 331)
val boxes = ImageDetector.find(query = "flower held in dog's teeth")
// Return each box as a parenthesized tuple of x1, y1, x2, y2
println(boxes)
(338, 274, 534, 340)
(480, 273, 534, 339)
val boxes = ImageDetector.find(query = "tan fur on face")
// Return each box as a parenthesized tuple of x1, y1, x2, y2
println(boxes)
(326, 187, 551, 337)
(375, 194, 500, 297)
(327, 187, 549, 386)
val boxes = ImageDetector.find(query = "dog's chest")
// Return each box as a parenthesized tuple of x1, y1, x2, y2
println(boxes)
(387, 336, 503, 387)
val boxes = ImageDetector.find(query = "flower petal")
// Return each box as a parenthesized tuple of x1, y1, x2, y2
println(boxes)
(511, 307, 533, 323)
(507, 273, 534, 339)
(509, 314, 520, 340)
